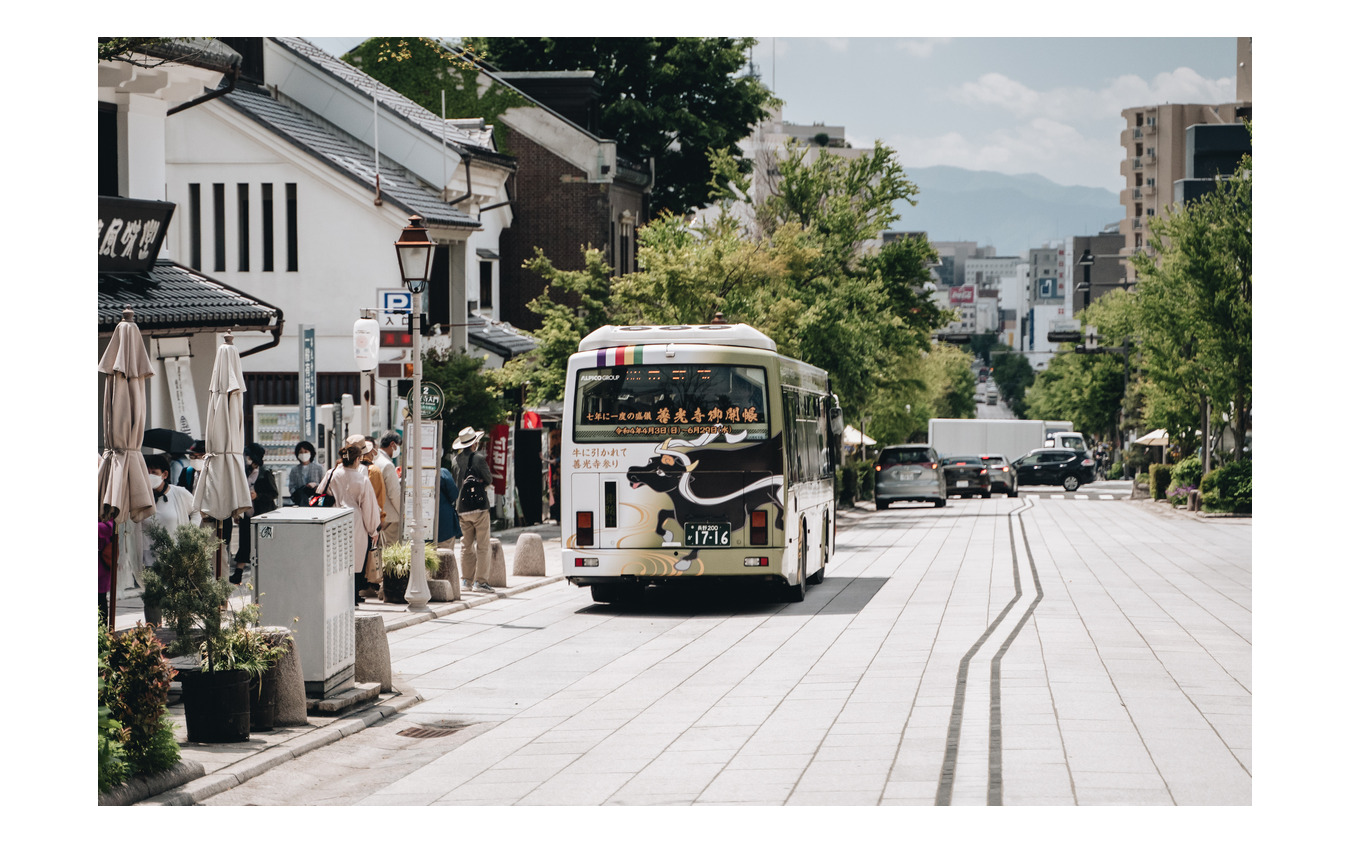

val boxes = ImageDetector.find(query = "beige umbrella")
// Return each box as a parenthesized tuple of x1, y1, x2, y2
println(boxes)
(98, 308, 155, 628)
(192, 334, 252, 577)
(1135, 429, 1170, 447)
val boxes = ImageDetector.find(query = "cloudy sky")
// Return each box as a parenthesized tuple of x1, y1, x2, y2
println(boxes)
(307, 36, 1239, 192)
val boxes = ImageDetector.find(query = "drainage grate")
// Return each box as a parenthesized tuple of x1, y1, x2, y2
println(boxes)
(397, 726, 466, 739)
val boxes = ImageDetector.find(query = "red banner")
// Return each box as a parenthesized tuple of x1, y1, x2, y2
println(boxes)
(489, 423, 510, 495)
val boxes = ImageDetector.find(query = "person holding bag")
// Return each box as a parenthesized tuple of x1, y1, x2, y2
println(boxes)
(452, 426, 494, 594)
(324, 435, 381, 605)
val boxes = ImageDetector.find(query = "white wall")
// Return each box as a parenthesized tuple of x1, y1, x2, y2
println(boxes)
(164, 100, 472, 377)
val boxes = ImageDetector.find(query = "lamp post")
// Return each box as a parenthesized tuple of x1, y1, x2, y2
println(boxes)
(395, 216, 433, 612)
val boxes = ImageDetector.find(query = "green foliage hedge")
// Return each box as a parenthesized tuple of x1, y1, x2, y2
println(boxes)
(99, 622, 180, 780)
(1170, 455, 1204, 490)
(1201, 458, 1252, 514)
(1149, 464, 1172, 500)
(97, 620, 129, 793)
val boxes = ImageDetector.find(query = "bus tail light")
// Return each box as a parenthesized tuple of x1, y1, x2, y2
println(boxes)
(577, 511, 594, 546)
(744, 557, 769, 567)
(574, 557, 599, 567)
(750, 510, 768, 545)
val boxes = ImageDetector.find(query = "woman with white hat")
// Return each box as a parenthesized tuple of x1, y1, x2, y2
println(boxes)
(451, 426, 495, 593)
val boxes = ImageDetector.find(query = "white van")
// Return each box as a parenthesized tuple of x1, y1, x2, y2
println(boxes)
(1046, 431, 1087, 452)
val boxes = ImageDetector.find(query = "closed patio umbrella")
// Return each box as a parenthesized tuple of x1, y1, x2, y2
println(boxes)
(97, 308, 155, 628)
(192, 334, 252, 578)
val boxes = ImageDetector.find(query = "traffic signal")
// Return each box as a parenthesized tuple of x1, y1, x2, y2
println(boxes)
(1046, 331, 1082, 343)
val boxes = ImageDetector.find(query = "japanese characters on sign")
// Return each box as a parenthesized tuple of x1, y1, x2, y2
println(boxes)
(98, 197, 175, 273)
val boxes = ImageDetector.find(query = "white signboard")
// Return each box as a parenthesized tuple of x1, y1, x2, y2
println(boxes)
(401, 420, 441, 543)
(378, 288, 412, 328)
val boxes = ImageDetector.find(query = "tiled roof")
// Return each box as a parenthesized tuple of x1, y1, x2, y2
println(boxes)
(222, 84, 479, 230)
(99, 261, 281, 335)
(273, 38, 504, 158)
(466, 314, 537, 360)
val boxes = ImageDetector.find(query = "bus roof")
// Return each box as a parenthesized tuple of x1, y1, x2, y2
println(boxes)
(578, 323, 778, 352)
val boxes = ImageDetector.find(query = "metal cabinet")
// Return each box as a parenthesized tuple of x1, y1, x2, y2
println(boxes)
(252, 506, 356, 698)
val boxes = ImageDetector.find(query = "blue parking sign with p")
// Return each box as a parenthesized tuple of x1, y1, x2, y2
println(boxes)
(379, 289, 412, 327)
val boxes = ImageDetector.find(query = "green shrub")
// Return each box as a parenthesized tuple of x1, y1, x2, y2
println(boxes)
(1170, 455, 1204, 489)
(1201, 458, 1252, 513)
(1149, 463, 1172, 500)
(97, 620, 129, 793)
(100, 622, 180, 778)
(837, 464, 857, 506)
(1108, 461, 1123, 480)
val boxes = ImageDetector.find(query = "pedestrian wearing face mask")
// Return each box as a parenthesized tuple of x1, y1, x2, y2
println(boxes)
(139, 453, 200, 622)
(288, 440, 324, 504)
(231, 443, 278, 584)
(374, 431, 403, 548)
(325, 435, 381, 604)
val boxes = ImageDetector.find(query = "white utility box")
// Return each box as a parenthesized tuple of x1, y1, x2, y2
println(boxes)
(252, 506, 357, 698)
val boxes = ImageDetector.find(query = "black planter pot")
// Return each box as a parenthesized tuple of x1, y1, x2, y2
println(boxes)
(248, 668, 278, 733)
(181, 668, 251, 743)
(382, 573, 409, 604)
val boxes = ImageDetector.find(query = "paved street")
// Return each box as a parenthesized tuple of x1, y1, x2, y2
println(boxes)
(201, 495, 1250, 807)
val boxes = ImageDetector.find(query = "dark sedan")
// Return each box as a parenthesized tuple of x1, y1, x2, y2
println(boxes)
(941, 455, 992, 498)
(1012, 448, 1097, 491)
(981, 454, 1018, 496)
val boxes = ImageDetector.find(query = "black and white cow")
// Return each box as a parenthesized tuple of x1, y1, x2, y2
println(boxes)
(626, 430, 784, 567)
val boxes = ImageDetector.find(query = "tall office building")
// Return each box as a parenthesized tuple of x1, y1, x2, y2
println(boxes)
(1118, 38, 1252, 282)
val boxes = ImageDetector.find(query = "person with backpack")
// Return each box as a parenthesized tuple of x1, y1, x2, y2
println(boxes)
(452, 426, 495, 594)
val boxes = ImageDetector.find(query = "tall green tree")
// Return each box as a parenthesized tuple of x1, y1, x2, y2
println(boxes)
(421, 349, 507, 461)
(1023, 288, 1138, 442)
(1131, 150, 1252, 458)
(991, 352, 1035, 417)
(462, 37, 774, 214)
(496, 247, 617, 404)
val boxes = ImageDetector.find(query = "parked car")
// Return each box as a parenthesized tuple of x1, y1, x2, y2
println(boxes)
(941, 455, 992, 498)
(1012, 448, 1097, 491)
(874, 444, 946, 509)
(980, 454, 1018, 496)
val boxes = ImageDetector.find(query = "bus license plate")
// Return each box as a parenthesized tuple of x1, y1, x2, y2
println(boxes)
(685, 522, 731, 547)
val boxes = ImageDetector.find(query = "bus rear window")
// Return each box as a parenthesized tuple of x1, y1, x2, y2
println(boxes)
(573, 364, 770, 443)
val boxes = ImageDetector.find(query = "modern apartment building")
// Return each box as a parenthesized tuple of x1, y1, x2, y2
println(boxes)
(1118, 38, 1252, 282)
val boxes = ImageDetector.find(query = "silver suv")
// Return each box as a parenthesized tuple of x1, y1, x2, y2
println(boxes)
(874, 444, 947, 509)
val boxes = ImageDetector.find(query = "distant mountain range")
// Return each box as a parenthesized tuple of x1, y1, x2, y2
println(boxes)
(893, 166, 1124, 257)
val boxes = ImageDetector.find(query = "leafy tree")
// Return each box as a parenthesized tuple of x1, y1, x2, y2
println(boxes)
(496, 247, 617, 404)
(462, 37, 775, 214)
(343, 38, 528, 153)
(1132, 149, 1252, 459)
(991, 352, 1035, 417)
(421, 349, 507, 461)
(1023, 288, 1137, 441)
(507, 140, 953, 429)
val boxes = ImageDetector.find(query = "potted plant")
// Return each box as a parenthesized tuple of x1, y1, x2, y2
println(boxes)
(379, 541, 440, 603)
(217, 601, 288, 732)
(141, 523, 250, 743)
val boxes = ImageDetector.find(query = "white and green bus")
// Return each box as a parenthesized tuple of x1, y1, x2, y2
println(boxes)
(562, 322, 843, 604)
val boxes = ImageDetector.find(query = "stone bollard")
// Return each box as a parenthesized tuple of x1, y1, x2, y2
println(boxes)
(353, 613, 392, 693)
(487, 538, 507, 587)
(513, 532, 546, 577)
(1188, 489, 1201, 511)
(263, 626, 308, 726)
(428, 548, 460, 602)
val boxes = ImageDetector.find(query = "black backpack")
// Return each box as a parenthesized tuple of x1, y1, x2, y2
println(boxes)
(456, 458, 490, 512)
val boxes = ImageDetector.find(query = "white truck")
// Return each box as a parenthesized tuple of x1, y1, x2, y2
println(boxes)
(928, 418, 1051, 462)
